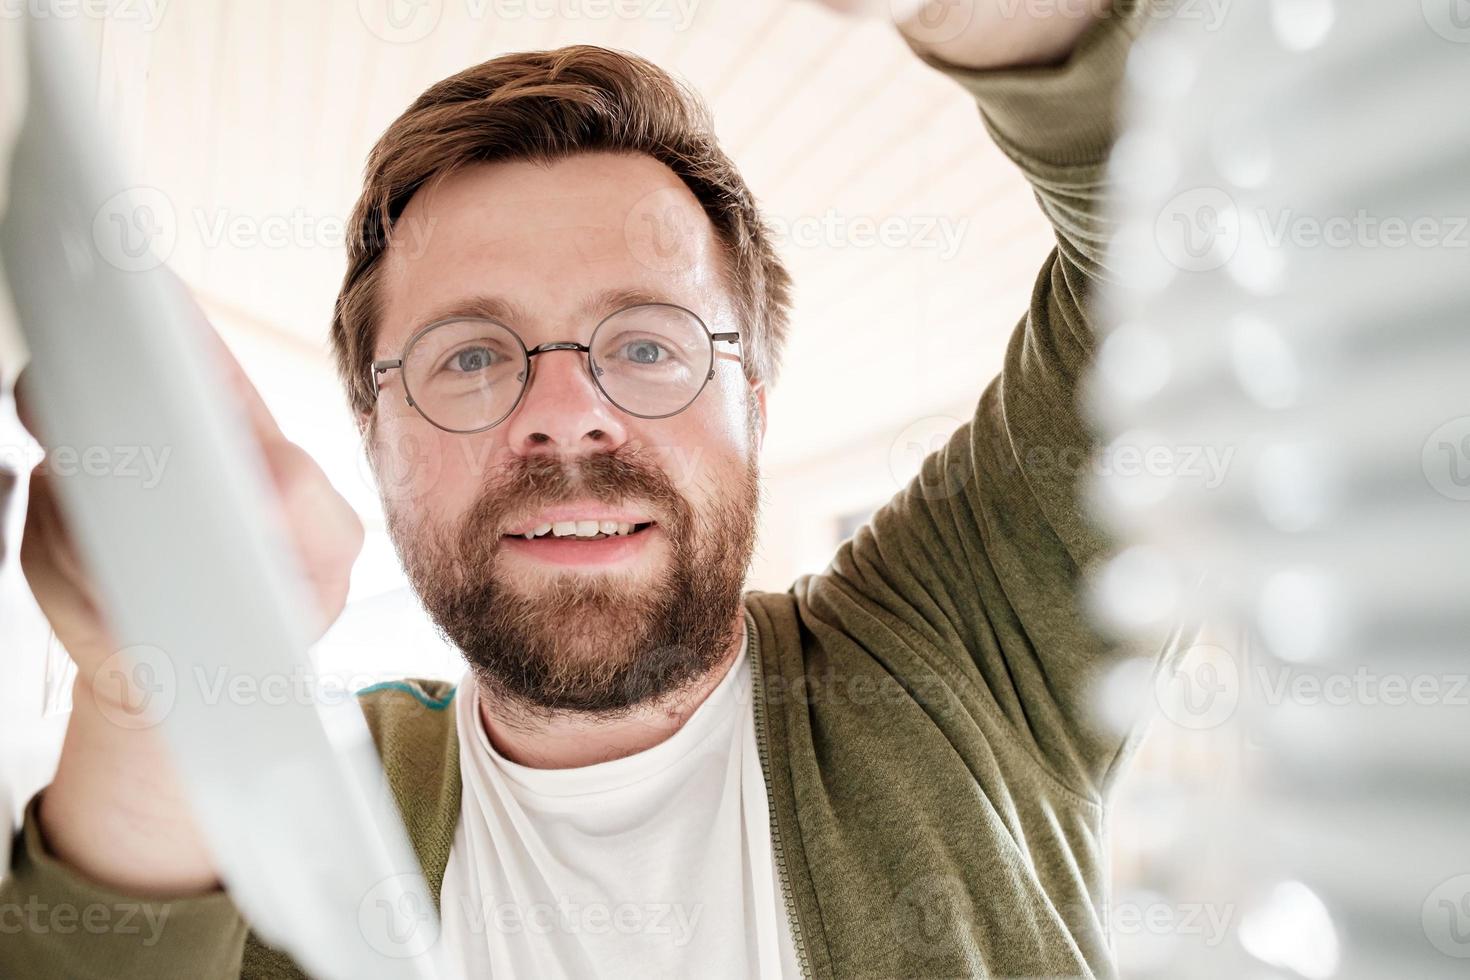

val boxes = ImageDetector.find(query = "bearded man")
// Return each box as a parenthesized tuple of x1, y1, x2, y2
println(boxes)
(3, 1, 1174, 977)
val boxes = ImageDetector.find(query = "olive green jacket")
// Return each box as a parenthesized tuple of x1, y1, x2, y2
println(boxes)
(1, 6, 1179, 977)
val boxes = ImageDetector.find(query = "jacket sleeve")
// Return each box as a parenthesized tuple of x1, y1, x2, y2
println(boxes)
(806, 2, 1181, 800)
(0, 793, 250, 979)
(0, 680, 458, 978)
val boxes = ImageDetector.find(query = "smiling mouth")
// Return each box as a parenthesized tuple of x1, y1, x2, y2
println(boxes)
(503, 520, 657, 542)
(497, 518, 661, 569)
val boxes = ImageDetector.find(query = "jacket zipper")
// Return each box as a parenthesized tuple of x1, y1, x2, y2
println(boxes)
(746, 612, 815, 980)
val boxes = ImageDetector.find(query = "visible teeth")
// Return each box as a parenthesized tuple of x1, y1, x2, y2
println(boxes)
(520, 519, 642, 539)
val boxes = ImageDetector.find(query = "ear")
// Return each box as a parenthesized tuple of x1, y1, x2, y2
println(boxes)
(749, 380, 768, 449)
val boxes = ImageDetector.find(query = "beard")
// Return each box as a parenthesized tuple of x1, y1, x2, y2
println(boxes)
(385, 444, 760, 719)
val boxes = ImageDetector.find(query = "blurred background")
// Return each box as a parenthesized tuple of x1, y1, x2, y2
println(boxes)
(0, 2, 1239, 972)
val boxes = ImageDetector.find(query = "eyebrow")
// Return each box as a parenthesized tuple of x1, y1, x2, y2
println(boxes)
(408, 286, 680, 337)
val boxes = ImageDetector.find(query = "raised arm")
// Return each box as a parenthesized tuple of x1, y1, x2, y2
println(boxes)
(805, 0, 1170, 800)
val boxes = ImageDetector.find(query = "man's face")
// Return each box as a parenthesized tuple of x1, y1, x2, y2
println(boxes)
(369, 152, 764, 716)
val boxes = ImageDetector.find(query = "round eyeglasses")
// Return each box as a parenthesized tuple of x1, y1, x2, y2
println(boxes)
(371, 303, 741, 434)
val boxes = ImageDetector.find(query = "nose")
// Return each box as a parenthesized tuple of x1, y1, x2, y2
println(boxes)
(502, 347, 629, 457)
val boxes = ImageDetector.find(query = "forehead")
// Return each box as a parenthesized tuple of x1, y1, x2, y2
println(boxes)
(375, 152, 729, 354)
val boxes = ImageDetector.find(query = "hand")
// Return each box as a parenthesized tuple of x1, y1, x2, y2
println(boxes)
(16, 287, 364, 708)
(17, 281, 364, 896)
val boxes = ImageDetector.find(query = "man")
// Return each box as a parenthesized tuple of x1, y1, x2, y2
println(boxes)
(2, 0, 1174, 976)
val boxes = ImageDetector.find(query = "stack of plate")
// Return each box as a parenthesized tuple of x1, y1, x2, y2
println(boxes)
(1089, 2, 1470, 977)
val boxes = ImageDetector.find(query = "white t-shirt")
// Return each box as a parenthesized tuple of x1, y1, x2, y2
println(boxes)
(439, 630, 802, 978)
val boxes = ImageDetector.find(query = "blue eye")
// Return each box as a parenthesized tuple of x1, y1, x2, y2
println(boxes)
(452, 347, 495, 372)
(624, 340, 666, 364)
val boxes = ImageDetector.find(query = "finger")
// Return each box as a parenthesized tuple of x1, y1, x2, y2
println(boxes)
(26, 466, 103, 611)
(162, 271, 287, 446)
(14, 365, 38, 438)
(21, 470, 106, 646)
(15, 276, 289, 452)
(0, 464, 15, 557)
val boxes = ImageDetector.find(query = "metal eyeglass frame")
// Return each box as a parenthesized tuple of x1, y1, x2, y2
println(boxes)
(370, 301, 742, 434)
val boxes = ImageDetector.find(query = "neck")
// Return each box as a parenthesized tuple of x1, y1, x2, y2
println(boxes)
(476, 612, 747, 769)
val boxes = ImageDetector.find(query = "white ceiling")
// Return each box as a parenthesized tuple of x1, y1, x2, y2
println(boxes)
(63, 0, 1052, 469)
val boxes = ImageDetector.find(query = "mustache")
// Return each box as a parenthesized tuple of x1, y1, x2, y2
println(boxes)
(455, 448, 690, 556)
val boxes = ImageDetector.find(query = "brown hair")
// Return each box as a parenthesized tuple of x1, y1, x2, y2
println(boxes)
(330, 45, 792, 425)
